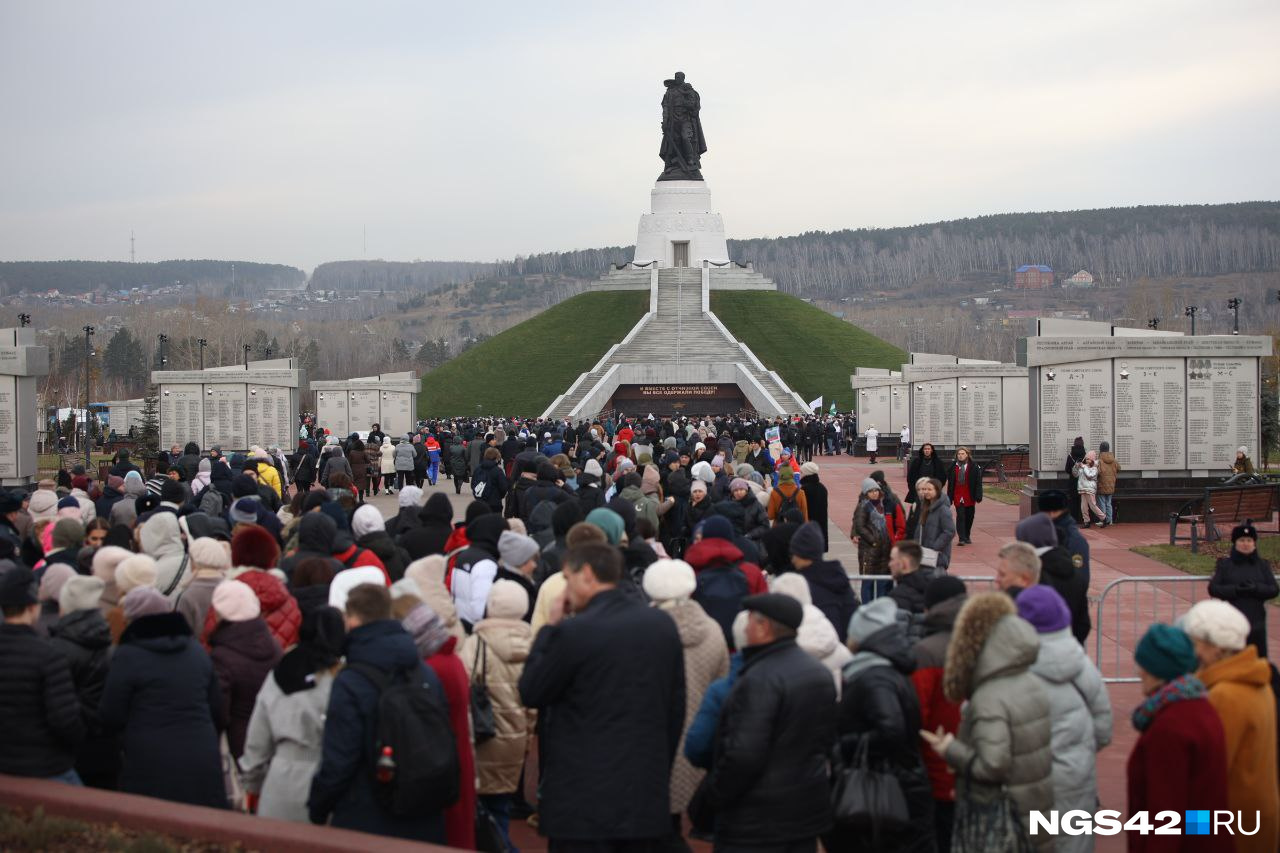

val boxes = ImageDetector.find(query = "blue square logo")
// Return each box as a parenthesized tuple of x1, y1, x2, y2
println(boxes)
(1185, 810, 1211, 835)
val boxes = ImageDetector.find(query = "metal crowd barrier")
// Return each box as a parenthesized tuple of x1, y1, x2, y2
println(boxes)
(1093, 575, 1280, 683)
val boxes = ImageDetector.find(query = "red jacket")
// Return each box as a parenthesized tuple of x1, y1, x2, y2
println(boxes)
(332, 544, 390, 584)
(425, 637, 476, 850)
(200, 569, 301, 651)
(684, 537, 769, 594)
(887, 500, 907, 544)
(1127, 695, 1232, 853)
(909, 595, 963, 801)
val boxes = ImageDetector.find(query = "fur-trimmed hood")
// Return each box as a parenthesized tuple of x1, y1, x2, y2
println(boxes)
(944, 592, 1038, 702)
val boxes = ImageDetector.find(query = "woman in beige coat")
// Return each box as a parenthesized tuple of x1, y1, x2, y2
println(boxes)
(460, 579, 535, 848)
(641, 558, 730, 839)
(404, 555, 465, 641)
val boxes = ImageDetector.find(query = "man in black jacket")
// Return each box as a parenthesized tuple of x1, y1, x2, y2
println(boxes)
(1038, 489, 1092, 585)
(709, 593, 837, 851)
(519, 543, 685, 849)
(0, 567, 86, 782)
(789, 521, 858, 643)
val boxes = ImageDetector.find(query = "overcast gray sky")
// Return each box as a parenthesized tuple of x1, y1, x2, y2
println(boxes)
(2, 1, 1278, 272)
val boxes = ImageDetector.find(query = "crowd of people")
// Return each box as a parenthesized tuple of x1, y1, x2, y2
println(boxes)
(0, 411, 1277, 853)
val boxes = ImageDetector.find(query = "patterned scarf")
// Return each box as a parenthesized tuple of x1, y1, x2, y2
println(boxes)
(1131, 673, 1206, 732)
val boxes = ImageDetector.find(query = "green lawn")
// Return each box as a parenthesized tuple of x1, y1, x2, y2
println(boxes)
(983, 485, 1023, 505)
(419, 290, 648, 417)
(710, 291, 906, 412)
(1133, 537, 1280, 577)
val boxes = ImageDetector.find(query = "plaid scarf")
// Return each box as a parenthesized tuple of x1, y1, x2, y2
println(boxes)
(1131, 673, 1206, 732)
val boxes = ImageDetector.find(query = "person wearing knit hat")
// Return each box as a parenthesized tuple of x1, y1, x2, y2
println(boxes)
(28, 488, 58, 523)
(43, 518, 85, 572)
(115, 554, 159, 595)
(175, 537, 232, 635)
(1184, 602, 1280, 850)
(583, 458, 603, 478)
(58, 575, 106, 614)
(327, 566, 386, 610)
(642, 558, 698, 602)
(828, 586, 939, 852)
(772, 571, 852, 693)
(230, 524, 281, 571)
(788, 521, 825, 562)
(494, 530, 539, 621)
(483, 577, 531, 622)
(1232, 446, 1254, 476)
(800, 461, 819, 478)
(1128, 623, 1231, 835)
(1014, 584, 1113, 833)
(121, 585, 172, 622)
(35, 563, 76, 635)
(212, 579, 262, 622)
(690, 460, 714, 485)
(584, 507, 625, 546)
(689, 478, 708, 496)
(640, 558, 730, 819)
(102, 581, 229, 809)
(924, 575, 966, 610)
(405, 555, 464, 640)
(209, 578, 281, 759)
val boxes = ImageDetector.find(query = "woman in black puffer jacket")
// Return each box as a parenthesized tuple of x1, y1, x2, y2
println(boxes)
(825, 597, 934, 853)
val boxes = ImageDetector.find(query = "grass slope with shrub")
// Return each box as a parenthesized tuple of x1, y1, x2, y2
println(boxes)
(419, 290, 648, 417)
(710, 291, 906, 411)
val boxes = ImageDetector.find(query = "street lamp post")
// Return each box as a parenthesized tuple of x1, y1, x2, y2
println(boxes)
(1184, 306, 1197, 336)
(197, 338, 207, 370)
(83, 325, 95, 467)
(1228, 297, 1241, 335)
(157, 334, 169, 367)
(243, 344, 251, 368)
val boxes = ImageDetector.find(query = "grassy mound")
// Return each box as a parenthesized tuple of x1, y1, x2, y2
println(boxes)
(710, 291, 905, 412)
(420, 290, 648, 416)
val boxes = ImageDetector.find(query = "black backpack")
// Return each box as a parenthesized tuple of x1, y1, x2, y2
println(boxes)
(347, 662, 460, 816)
(774, 488, 799, 523)
(693, 563, 750, 649)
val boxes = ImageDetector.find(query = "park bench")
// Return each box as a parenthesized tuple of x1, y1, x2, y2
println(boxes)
(975, 449, 1030, 483)
(1169, 481, 1280, 552)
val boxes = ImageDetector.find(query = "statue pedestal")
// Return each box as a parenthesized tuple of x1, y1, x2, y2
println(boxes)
(634, 180, 730, 266)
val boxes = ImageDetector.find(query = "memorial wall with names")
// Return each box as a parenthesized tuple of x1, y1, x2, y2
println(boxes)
(160, 384, 205, 449)
(899, 363, 1029, 448)
(246, 385, 295, 449)
(1022, 334, 1270, 474)
(913, 380, 958, 446)
(0, 376, 18, 478)
(154, 361, 304, 452)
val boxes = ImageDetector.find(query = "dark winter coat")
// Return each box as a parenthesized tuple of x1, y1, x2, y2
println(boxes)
(905, 450, 947, 504)
(176, 445, 203, 484)
(803, 559, 859, 643)
(853, 498, 892, 577)
(98, 612, 226, 808)
(800, 473, 829, 548)
(399, 494, 456, 559)
(357, 530, 410, 582)
(347, 448, 370, 491)
(95, 485, 125, 521)
(448, 441, 468, 478)
(905, 494, 956, 571)
(471, 458, 509, 514)
(384, 506, 422, 540)
(0, 623, 85, 777)
(762, 520, 802, 574)
(279, 513, 340, 581)
(307, 619, 448, 842)
(518, 587, 685, 842)
(888, 568, 933, 625)
(708, 637, 837, 847)
(210, 618, 282, 758)
(1052, 512, 1091, 587)
(48, 608, 119, 787)
(1209, 549, 1279, 654)
(1037, 546, 1092, 644)
(827, 625, 934, 853)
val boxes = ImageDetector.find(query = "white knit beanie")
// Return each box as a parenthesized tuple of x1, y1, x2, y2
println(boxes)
(1184, 599, 1250, 652)
(642, 559, 697, 602)
(115, 554, 159, 595)
(212, 579, 261, 622)
(189, 537, 230, 573)
(771, 572, 813, 606)
(60, 575, 106, 613)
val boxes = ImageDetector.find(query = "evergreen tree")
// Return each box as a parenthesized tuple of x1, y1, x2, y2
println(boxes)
(103, 328, 147, 389)
(391, 338, 410, 362)
(137, 385, 161, 458)
(415, 339, 450, 371)
(300, 340, 321, 375)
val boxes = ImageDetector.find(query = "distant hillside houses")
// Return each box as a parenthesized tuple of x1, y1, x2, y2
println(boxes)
(1014, 264, 1053, 290)
(1065, 269, 1095, 287)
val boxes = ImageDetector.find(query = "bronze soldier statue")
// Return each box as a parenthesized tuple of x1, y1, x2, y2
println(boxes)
(659, 71, 707, 181)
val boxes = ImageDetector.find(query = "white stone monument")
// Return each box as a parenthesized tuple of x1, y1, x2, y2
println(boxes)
(632, 181, 730, 268)
(0, 328, 49, 486)
(901, 362, 1030, 449)
(152, 358, 305, 452)
(311, 372, 421, 438)
(851, 368, 907, 435)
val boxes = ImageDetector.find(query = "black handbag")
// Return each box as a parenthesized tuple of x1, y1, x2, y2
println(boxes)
(470, 638, 497, 744)
(830, 736, 910, 833)
(951, 759, 1032, 853)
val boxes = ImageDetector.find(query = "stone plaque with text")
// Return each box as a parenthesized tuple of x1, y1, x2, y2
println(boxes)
(1113, 358, 1185, 470)
(913, 380, 958, 446)
(1187, 358, 1258, 469)
(1038, 360, 1111, 471)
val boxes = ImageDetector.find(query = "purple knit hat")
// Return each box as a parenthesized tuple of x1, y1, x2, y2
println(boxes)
(1015, 585, 1071, 633)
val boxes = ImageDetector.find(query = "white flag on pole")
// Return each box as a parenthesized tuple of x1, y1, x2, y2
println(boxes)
(807, 395, 823, 413)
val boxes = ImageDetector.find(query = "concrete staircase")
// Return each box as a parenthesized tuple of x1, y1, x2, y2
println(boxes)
(543, 267, 807, 420)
